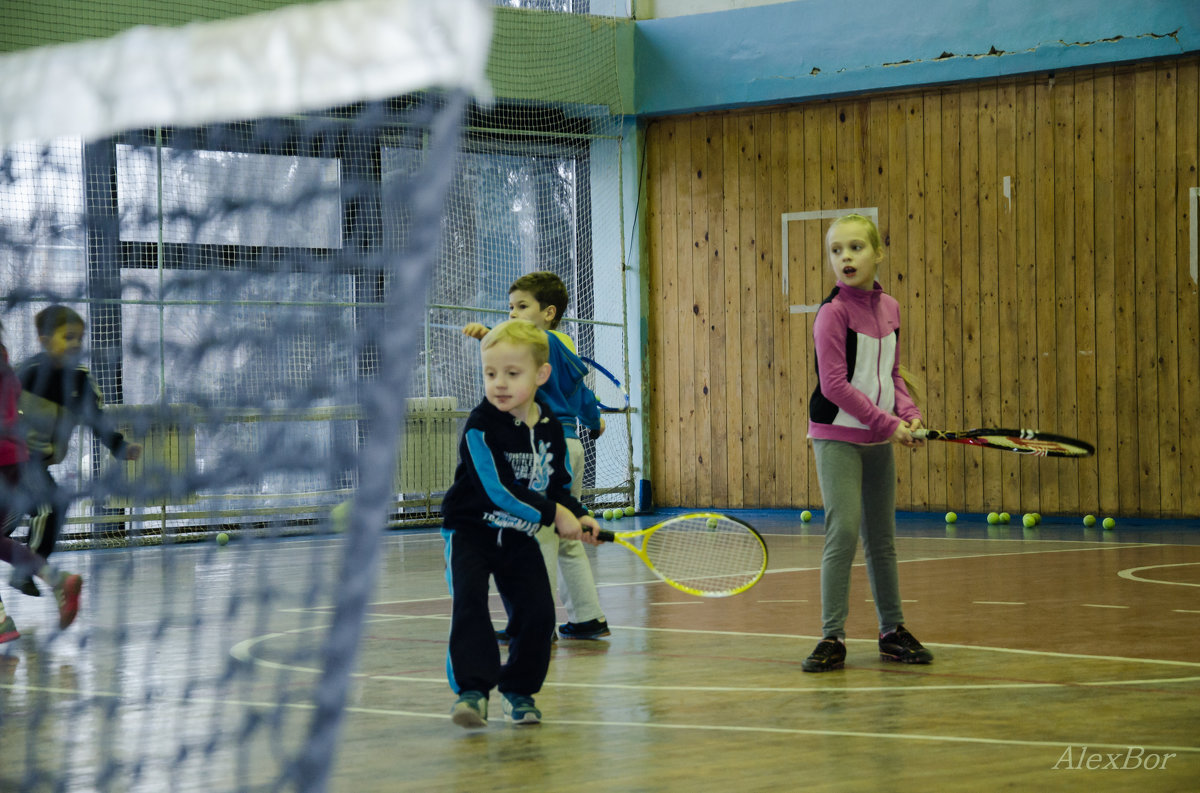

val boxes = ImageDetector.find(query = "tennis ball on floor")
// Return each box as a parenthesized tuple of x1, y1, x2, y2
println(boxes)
(1022, 513, 1036, 528)
(945, 512, 957, 524)
(706, 517, 719, 529)
(602, 509, 614, 521)
(1083, 514, 1097, 527)
(987, 512, 1000, 524)
(216, 532, 230, 546)
(330, 499, 351, 533)
(800, 510, 812, 522)
(623, 506, 636, 517)
(1032, 513, 1042, 525)
(999, 512, 1011, 524)
(1103, 517, 1116, 530)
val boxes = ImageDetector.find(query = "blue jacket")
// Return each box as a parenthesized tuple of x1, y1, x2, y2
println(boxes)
(540, 330, 602, 440)
(442, 392, 588, 541)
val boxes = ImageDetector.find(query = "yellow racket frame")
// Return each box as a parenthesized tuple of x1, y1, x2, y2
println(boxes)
(597, 512, 768, 597)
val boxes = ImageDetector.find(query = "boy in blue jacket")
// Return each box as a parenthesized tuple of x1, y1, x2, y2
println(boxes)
(463, 271, 611, 641)
(442, 319, 601, 728)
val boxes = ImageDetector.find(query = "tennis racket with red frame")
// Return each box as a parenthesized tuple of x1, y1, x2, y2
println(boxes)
(913, 428, 1094, 458)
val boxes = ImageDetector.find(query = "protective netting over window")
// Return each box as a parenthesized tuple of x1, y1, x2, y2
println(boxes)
(0, 0, 635, 543)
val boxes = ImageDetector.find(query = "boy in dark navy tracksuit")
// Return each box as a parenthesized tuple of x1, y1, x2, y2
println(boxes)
(11, 305, 141, 596)
(441, 319, 601, 729)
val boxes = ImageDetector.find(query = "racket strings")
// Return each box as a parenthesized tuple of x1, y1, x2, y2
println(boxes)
(977, 434, 1092, 457)
(641, 518, 766, 595)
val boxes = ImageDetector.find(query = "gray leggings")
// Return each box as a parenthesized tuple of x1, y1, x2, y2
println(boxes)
(812, 439, 905, 639)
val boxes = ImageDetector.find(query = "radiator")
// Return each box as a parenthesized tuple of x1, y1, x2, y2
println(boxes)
(104, 405, 199, 507)
(396, 396, 460, 494)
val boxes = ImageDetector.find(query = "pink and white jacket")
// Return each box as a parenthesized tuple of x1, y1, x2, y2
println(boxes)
(0, 345, 29, 467)
(807, 281, 921, 445)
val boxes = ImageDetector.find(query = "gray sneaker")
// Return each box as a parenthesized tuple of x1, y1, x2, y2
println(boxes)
(450, 691, 488, 728)
(501, 692, 541, 725)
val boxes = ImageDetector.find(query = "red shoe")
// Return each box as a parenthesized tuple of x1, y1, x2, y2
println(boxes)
(0, 615, 18, 643)
(54, 574, 82, 630)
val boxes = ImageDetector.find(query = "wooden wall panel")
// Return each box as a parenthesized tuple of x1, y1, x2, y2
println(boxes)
(1073, 71, 1099, 514)
(721, 115, 745, 507)
(1177, 61, 1200, 516)
(645, 56, 1200, 517)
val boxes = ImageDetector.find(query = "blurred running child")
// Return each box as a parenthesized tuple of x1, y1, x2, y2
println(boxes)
(11, 305, 141, 595)
(0, 320, 82, 642)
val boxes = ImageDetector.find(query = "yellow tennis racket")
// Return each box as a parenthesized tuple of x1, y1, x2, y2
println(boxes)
(593, 512, 767, 597)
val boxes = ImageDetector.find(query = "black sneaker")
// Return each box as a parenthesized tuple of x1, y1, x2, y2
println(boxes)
(558, 618, 611, 640)
(802, 637, 846, 672)
(879, 625, 933, 664)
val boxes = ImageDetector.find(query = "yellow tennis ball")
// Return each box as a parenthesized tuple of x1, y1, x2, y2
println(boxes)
(1022, 514, 1036, 528)
(603, 509, 615, 520)
(999, 512, 1011, 524)
(987, 512, 1000, 524)
(216, 532, 229, 546)
(1102, 517, 1116, 530)
(1032, 513, 1042, 525)
(945, 511, 957, 524)
(800, 510, 812, 522)
(706, 517, 719, 529)
(1083, 514, 1096, 527)
(623, 506, 636, 517)
(331, 500, 351, 533)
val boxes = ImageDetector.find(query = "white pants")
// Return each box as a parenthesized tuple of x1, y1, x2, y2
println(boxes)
(534, 437, 605, 624)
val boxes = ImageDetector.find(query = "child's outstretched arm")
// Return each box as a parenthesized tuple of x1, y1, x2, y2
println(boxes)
(462, 323, 489, 340)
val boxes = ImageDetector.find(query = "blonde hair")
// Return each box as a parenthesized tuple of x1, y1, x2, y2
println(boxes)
(899, 364, 924, 410)
(481, 319, 549, 367)
(827, 212, 883, 254)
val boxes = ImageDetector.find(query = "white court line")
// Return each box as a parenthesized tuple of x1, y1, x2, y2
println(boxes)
(765, 542, 1152, 576)
(232, 616, 1200, 673)
(1082, 604, 1130, 609)
(974, 601, 1026, 606)
(1118, 562, 1200, 587)
(229, 625, 1200, 694)
(0, 678, 1195, 756)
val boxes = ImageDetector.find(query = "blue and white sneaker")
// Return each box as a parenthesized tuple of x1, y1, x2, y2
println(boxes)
(450, 691, 488, 729)
(501, 693, 542, 725)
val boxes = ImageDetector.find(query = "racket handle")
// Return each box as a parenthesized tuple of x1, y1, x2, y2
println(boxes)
(596, 530, 615, 542)
(912, 429, 929, 439)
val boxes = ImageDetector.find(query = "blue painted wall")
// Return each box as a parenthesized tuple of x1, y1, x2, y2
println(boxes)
(635, 0, 1200, 115)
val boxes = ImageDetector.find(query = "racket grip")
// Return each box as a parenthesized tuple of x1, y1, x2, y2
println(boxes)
(912, 429, 929, 439)
(596, 530, 615, 542)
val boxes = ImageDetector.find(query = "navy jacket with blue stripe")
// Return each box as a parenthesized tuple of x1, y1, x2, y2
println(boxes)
(441, 392, 588, 540)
